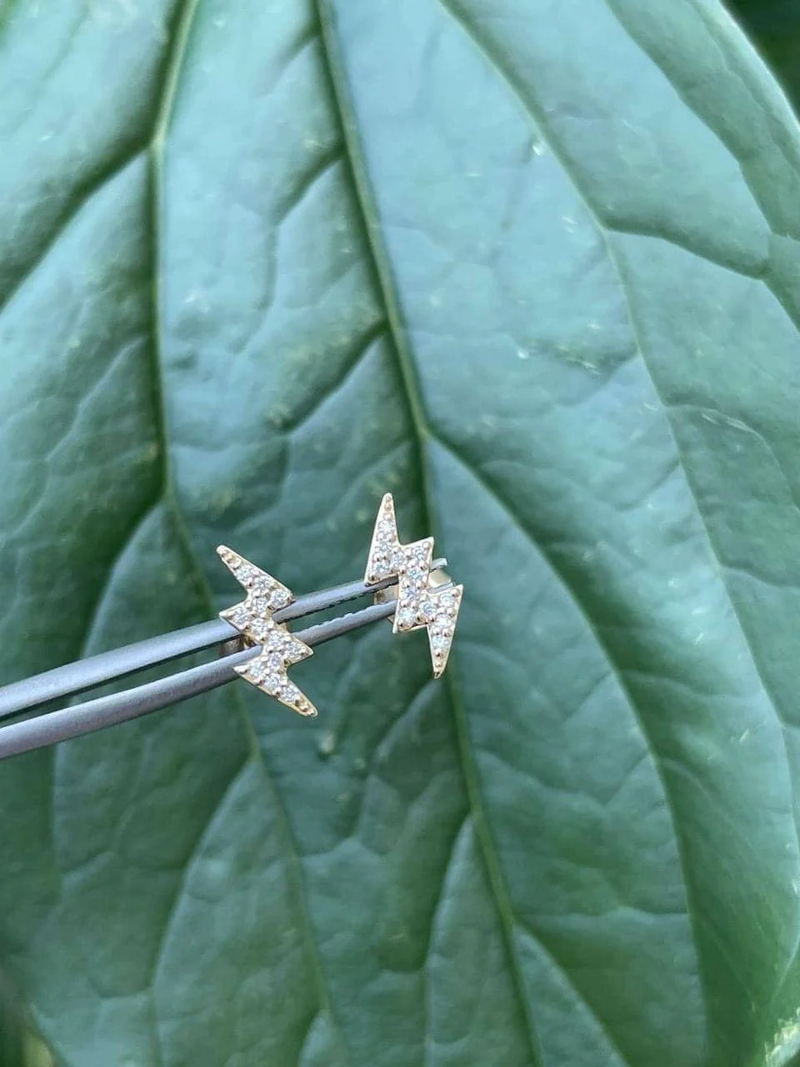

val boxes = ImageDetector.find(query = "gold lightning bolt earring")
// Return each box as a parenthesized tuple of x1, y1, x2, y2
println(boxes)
(216, 546, 317, 717)
(364, 493, 463, 677)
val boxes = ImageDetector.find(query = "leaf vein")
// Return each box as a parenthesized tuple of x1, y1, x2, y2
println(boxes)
(143, 0, 356, 1061)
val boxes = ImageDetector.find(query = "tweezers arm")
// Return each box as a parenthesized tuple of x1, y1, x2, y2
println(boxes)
(0, 565, 430, 722)
(0, 601, 395, 760)
(0, 619, 233, 721)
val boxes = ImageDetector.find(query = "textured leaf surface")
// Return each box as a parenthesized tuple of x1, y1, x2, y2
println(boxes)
(2, 2, 800, 1065)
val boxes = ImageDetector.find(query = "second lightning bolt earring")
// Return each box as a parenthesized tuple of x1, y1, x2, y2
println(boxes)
(364, 493, 463, 677)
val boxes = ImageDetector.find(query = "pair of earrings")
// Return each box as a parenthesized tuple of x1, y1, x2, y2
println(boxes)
(217, 493, 464, 718)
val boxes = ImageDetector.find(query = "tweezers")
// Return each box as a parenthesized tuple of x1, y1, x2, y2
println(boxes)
(0, 562, 442, 761)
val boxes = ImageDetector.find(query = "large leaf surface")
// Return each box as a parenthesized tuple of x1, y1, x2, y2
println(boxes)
(2, 1, 800, 1064)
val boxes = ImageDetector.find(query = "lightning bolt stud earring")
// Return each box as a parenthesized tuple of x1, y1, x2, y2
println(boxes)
(216, 546, 317, 717)
(364, 493, 463, 677)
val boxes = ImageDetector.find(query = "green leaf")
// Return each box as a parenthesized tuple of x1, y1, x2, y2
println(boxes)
(1, 1, 800, 1064)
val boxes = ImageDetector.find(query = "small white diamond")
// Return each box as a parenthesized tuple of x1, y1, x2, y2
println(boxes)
(249, 660, 268, 683)
(372, 558, 390, 579)
(241, 565, 260, 586)
(282, 630, 295, 647)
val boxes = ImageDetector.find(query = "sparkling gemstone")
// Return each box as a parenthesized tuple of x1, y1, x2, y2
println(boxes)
(438, 596, 455, 616)
(285, 642, 305, 664)
(249, 660, 269, 683)
(240, 565, 260, 587)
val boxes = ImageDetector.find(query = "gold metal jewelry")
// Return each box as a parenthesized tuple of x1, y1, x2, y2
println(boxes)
(216, 546, 317, 717)
(364, 493, 463, 677)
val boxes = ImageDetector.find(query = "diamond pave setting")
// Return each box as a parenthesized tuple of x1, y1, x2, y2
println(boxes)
(217, 546, 317, 717)
(364, 493, 463, 678)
